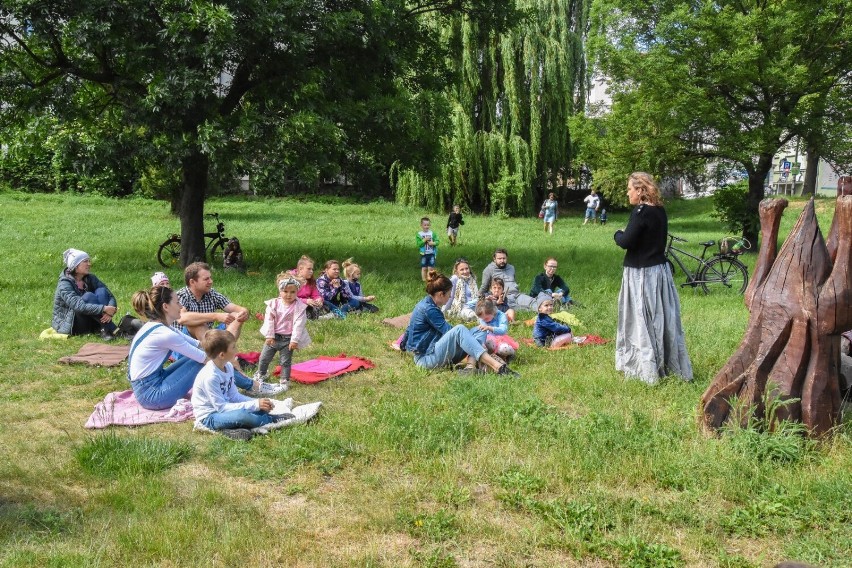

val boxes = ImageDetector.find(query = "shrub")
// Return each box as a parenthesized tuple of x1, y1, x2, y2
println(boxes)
(712, 181, 756, 236)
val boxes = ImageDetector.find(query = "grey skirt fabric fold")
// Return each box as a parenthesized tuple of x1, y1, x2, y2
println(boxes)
(615, 264, 693, 384)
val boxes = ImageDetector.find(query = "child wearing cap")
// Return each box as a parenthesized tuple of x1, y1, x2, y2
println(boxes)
(151, 272, 171, 288)
(256, 272, 312, 384)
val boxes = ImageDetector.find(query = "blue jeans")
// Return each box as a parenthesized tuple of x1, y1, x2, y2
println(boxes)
(73, 289, 116, 335)
(132, 359, 253, 410)
(414, 325, 486, 369)
(471, 327, 488, 345)
(324, 299, 360, 317)
(201, 409, 278, 430)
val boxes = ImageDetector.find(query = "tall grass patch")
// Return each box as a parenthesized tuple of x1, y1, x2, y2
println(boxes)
(75, 432, 192, 477)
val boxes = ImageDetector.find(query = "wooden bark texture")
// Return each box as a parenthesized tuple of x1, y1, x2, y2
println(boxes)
(700, 198, 848, 436)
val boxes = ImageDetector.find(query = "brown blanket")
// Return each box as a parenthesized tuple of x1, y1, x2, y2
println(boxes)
(59, 343, 130, 367)
(382, 313, 411, 328)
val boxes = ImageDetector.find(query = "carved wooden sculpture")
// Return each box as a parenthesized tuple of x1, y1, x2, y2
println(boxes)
(700, 197, 849, 436)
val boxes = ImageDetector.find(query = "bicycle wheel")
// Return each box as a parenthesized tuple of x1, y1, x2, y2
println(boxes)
(666, 258, 676, 277)
(698, 256, 748, 295)
(209, 239, 225, 266)
(157, 237, 181, 268)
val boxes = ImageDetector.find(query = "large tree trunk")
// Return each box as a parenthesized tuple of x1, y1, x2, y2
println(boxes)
(700, 197, 848, 436)
(178, 148, 209, 267)
(803, 145, 819, 195)
(743, 153, 773, 247)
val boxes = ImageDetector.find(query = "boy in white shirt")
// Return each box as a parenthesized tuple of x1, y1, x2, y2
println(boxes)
(583, 189, 600, 225)
(192, 330, 291, 441)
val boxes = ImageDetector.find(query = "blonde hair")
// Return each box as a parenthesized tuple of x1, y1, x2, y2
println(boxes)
(341, 257, 360, 280)
(295, 255, 316, 284)
(131, 286, 174, 322)
(628, 172, 663, 206)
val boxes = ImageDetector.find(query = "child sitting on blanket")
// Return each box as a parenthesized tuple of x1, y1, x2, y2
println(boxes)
(533, 299, 573, 348)
(484, 277, 516, 323)
(192, 330, 291, 441)
(473, 299, 516, 361)
(342, 258, 379, 313)
(257, 274, 311, 384)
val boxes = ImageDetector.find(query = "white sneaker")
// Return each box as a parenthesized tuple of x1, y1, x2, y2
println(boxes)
(252, 372, 269, 382)
(252, 401, 323, 434)
(318, 312, 336, 320)
(249, 381, 288, 397)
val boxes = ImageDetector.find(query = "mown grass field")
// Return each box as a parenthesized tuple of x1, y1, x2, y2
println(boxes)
(0, 190, 850, 568)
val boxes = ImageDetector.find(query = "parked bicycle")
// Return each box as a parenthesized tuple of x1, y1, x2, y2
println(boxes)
(665, 234, 750, 295)
(157, 213, 230, 268)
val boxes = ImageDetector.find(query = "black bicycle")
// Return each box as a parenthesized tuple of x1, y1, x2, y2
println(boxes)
(157, 213, 229, 268)
(665, 234, 750, 295)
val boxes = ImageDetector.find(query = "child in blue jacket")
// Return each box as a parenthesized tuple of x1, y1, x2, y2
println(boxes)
(533, 299, 573, 348)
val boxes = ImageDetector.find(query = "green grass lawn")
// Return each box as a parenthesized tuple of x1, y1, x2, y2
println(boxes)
(0, 190, 849, 567)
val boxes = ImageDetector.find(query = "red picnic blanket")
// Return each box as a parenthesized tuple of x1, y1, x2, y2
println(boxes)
(521, 334, 610, 351)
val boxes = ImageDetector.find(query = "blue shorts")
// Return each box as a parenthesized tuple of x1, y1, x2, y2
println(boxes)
(585, 207, 596, 219)
(420, 254, 436, 268)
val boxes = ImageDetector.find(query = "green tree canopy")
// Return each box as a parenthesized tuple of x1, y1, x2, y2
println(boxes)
(0, 0, 517, 264)
(583, 0, 852, 241)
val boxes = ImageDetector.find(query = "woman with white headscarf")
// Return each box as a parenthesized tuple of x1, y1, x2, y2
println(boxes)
(52, 248, 118, 340)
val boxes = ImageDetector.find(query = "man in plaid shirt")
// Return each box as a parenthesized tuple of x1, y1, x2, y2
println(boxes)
(175, 262, 250, 341)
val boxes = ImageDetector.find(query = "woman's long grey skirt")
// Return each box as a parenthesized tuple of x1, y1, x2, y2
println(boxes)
(615, 264, 693, 384)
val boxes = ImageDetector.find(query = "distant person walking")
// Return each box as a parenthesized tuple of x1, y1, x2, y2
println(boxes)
(583, 189, 600, 225)
(540, 192, 558, 234)
(613, 172, 692, 385)
(446, 205, 464, 246)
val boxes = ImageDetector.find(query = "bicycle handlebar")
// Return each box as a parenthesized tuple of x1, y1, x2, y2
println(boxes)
(205, 212, 219, 218)
(668, 234, 687, 243)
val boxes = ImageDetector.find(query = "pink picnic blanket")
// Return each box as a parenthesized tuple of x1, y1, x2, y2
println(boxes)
(85, 389, 194, 429)
(272, 354, 376, 384)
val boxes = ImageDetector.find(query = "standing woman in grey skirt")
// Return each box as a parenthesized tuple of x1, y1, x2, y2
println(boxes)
(613, 172, 693, 384)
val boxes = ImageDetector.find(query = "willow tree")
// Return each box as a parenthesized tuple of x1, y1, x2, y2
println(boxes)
(395, 0, 592, 215)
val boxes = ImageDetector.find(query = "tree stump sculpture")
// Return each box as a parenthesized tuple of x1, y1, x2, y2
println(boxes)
(700, 197, 850, 436)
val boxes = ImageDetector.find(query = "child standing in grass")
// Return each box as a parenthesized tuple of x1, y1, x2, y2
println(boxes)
(257, 274, 311, 384)
(192, 330, 290, 441)
(341, 258, 379, 313)
(446, 205, 464, 246)
(417, 217, 438, 281)
(533, 299, 573, 348)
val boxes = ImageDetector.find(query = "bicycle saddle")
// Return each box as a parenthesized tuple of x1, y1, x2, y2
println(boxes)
(700, 240, 715, 247)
